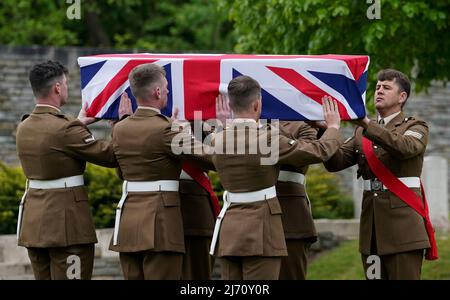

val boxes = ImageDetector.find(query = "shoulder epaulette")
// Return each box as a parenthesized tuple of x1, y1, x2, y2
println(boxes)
(156, 114, 170, 122)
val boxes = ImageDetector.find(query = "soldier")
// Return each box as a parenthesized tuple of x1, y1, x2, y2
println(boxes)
(215, 99, 320, 280)
(179, 120, 220, 280)
(109, 63, 213, 280)
(324, 69, 437, 279)
(209, 75, 344, 280)
(15, 60, 126, 280)
(277, 121, 318, 280)
(179, 163, 218, 280)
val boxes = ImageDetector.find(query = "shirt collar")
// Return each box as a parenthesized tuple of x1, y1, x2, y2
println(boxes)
(35, 104, 61, 113)
(137, 106, 161, 114)
(378, 111, 401, 126)
(232, 118, 257, 124)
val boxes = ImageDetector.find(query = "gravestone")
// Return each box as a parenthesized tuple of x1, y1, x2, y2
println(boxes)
(421, 156, 449, 230)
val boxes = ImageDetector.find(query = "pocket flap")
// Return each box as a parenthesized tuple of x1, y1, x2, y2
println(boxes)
(389, 196, 409, 209)
(267, 198, 282, 215)
(161, 192, 180, 207)
(72, 186, 88, 202)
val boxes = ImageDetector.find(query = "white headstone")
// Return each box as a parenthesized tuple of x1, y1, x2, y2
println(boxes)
(421, 156, 449, 230)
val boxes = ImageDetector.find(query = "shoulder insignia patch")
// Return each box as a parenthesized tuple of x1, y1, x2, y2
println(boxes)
(404, 130, 423, 140)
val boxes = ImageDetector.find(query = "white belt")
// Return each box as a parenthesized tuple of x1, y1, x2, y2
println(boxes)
(209, 186, 277, 255)
(113, 180, 179, 246)
(179, 170, 208, 181)
(277, 171, 305, 184)
(29, 175, 84, 189)
(363, 177, 420, 191)
(17, 175, 84, 240)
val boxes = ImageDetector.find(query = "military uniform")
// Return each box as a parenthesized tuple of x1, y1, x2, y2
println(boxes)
(277, 121, 318, 280)
(16, 105, 118, 280)
(109, 107, 212, 280)
(324, 111, 430, 279)
(179, 169, 216, 280)
(210, 120, 343, 280)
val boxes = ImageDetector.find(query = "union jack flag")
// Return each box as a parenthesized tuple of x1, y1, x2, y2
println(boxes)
(77, 53, 370, 120)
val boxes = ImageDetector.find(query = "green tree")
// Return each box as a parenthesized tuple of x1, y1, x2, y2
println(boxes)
(0, 1, 78, 46)
(222, 0, 449, 109)
(0, 0, 235, 52)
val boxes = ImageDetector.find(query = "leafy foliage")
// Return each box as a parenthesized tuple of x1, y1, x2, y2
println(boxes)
(0, 162, 26, 234)
(221, 0, 450, 112)
(306, 165, 354, 219)
(0, 0, 235, 52)
(83, 163, 122, 229)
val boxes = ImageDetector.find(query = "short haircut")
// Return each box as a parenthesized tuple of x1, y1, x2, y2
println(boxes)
(29, 60, 68, 98)
(377, 69, 411, 100)
(128, 63, 166, 101)
(227, 75, 261, 113)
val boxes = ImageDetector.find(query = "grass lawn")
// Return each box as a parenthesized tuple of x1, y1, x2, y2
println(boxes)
(308, 234, 450, 280)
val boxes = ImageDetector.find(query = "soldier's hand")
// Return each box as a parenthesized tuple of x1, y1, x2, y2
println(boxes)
(350, 116, 370, 129)
(78, 102, 98, 125)
(171, 107, 180, 121)
(322, 95, 341, 130)
(118, 92, 133, 120)
(216, 94, 232, 127)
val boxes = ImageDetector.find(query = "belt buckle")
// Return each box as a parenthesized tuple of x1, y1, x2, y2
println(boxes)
(371, 179, 383, 191)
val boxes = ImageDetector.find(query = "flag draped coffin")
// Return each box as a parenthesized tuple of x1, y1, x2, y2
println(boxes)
(78, 53, 370, 120)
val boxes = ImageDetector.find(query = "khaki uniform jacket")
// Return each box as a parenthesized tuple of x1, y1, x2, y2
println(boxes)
(16, 105, 117, 247)
(108, 108, 212, 253)
(212, 121, 343, 257)
(324, 112, 430, 255)
(277, 121, 318, 241)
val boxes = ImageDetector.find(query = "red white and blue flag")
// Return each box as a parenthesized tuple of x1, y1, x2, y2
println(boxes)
(77, 53, 370, 120)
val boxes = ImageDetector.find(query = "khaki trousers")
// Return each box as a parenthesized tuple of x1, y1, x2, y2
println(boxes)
(119, 251, 183, 280)
(27, 244, 95, 280)
(181, 236, 214, 280)
(279, 239, 311, 280)
(361, 250, 424, 280)
(221, 256, 281, 280)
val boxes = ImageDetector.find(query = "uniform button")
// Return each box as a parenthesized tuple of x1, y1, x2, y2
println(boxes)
(374, 145, 378, 149)
(374, 193, 378, 197)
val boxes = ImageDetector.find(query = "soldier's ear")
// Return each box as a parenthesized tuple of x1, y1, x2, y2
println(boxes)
(398, 91, 407, 105)
(155, 86, 161, 99)
(54, 81, 61, 95)
(252, 100, 259, 113)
